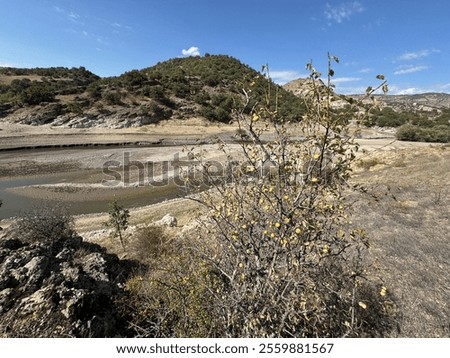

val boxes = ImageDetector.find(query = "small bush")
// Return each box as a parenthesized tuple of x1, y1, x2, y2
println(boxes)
(150, 103, 173, 121)
(86, 82, 102, 99)
(66, 101, 83, 114)
(143, 85, 165, 100)
(103, 91, 123, 105)
(19, 82, 55, 105)
(128, 225, 169, 266)
(15, 205, 75, 243)
(357, 158, 384, 170)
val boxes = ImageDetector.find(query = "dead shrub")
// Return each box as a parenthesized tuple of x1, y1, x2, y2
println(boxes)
(14, 204, 75, 244)
(128, 225, 170, 266)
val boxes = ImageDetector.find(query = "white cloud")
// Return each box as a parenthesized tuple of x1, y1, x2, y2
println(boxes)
(332, 77, 361, 83)
(397, 49, 440, 61)
(112, 22, 133, 31)
(69, 12, 80, 20)
(388, 83, 450, 95)
(394, 65, 428, 75)
(0, 62, 16, 68)
(358, 68, 373, 74)
(270, 70, 305, 85)
(182, 46, 201, 57)
(54, 6, 84, 25)
(395, 87, 421, 95)
(335, 86, 367, 95)
(324, 1, 364, 23)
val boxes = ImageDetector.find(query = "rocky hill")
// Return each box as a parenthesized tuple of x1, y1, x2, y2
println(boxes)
(283, 78, 450, 112)
(0, 55, 305, 128)
(283, 77, 450, 143)
(375, 92, 450, 112)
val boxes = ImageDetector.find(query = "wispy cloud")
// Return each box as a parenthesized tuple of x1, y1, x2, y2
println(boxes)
(53, 6, 84, 25)
(335, 86, 368, 95)
(69, 12, 80, 21)
(0, 61, 17, 68)
(332, 77, 361, 83)
(270, 70, 305, 85)
(394, 65, 428, 75)
(395, 87, 421, 95)
(182, 46, 201, 57)
(111, 22, 133, 31)
(358, 68, 373, 74)
(397, 49, 440, 61)
(324, 2, 364, 23)
(389, 83, 450, 95)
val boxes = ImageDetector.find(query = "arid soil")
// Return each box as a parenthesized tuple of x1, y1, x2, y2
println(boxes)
(1, 121, 448, 337)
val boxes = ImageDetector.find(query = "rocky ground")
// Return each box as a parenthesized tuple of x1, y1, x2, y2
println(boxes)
(0, 228, 139, 337)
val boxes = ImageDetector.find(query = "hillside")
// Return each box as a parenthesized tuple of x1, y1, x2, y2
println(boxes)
(0, 55, 305, 128)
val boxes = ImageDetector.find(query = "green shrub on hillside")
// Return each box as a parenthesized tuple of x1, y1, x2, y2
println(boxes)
(396, 124, 450, 143)
(365, 107, 419, 127)
(19, 82, 55, 105)
(103, 91, 123, 105)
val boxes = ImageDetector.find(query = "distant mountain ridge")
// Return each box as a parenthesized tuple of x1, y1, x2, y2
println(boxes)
(283, 78, 450, 111)
(375, 92, 450, 111)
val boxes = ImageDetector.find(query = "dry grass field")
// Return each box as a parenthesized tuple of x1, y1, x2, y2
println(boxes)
(351, 145, 450, 337)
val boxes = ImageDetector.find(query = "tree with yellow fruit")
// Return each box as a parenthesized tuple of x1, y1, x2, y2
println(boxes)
(131, 54, 397, 338)
(183, 54, 396, 337)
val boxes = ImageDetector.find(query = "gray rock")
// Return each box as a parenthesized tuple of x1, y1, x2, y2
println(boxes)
(0, 234, 138, 337)
(154, 213, 177, 227)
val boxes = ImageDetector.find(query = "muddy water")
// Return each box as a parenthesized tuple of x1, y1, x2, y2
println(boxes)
(0, 172, 187, 219)
(0, 146, 190, 219)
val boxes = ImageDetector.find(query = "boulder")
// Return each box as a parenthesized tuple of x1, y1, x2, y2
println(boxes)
(154, 214, 177, 227)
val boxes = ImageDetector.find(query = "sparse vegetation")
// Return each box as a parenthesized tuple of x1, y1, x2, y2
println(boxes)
(357, 157, 384, 170)
(128, 225, 169, 267)
(396, 124, 450, 143)
(14, 205, 75, 243)
(104, 198, 130, 251)
(0, 55, 307, 125)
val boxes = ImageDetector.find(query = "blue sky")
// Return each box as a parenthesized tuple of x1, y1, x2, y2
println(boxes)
(0, 0, 449, 94)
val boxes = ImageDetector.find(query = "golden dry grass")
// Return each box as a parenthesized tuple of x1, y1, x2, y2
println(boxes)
(350, 146, 450, 337)
(0, 75, 42, 85)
